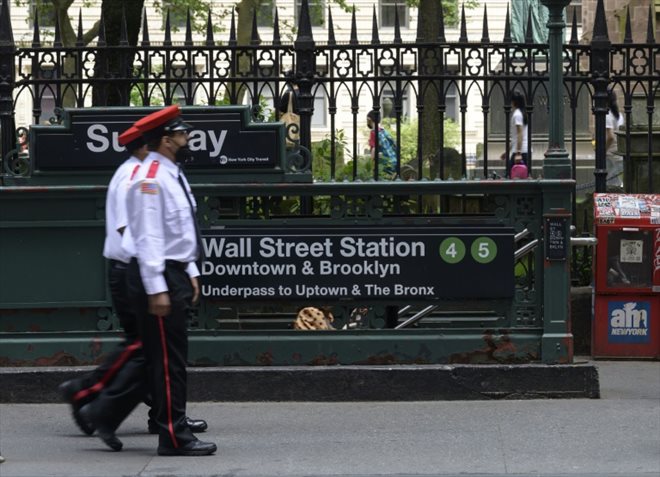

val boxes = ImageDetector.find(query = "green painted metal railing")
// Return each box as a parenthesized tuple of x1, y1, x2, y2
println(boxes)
(0, 179, 574, 365)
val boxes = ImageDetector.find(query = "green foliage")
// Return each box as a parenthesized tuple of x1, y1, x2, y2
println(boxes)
(381, 116, 460, 165)
(311, 129, 343, 178)
(152, 0, 230, 34)
(404, 0, 480, 26)
(311, 129, 393, 183)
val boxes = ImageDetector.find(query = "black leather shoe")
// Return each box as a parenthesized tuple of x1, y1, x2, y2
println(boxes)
(58, 380, 95, 436)
(148, 417, 208, 434)
(79, 404, 122, 452)
(97, 428, 123, 452)
(186, 417, 208, 433)
(157, 439, 217, 456)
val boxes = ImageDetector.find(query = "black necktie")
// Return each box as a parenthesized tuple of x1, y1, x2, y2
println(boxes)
(177, 165, 204, 262)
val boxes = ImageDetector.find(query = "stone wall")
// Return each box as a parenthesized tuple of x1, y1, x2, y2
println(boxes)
(582, 0, 658, 43)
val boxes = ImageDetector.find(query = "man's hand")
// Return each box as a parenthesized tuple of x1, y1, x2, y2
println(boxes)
(148, 292, 171, 317)
(190, 276, 200, 304)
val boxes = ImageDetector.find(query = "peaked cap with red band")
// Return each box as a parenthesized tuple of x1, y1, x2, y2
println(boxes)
(134, 105, 193, 142)
(117, 125, 145, 152)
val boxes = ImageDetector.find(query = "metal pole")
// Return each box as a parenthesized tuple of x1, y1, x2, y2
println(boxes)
(540, 0, 572, 180)
(540, 0, 573, 364)
(0, 0, 16, 165)
(590, 0, 611, 193)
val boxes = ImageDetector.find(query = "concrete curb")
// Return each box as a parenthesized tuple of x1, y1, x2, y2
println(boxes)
(0, 363, 600, 402)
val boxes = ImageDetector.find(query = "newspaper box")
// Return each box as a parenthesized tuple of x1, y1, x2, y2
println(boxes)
(592, 194, 660, 358)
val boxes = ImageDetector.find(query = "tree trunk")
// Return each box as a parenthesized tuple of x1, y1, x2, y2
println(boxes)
(92, 0, 145, 106)
(417, 0, 445, 180)
(231, 0, 261, 105)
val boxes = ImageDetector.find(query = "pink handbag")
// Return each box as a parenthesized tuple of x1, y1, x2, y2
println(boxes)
(510, 163, 529, 179)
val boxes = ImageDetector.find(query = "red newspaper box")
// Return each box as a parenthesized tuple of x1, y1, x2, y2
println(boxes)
(593, 194, 660, 358)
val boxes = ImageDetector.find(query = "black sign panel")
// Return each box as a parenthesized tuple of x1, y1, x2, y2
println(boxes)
(30, 106, 284, 171)
(200, 226, 515, 302)
(544, 215, 569, 261)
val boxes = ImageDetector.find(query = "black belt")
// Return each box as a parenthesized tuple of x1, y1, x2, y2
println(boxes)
(165, 260, 188, 270)
(127, 257, 187, 270)
(109, 259, 129, 269)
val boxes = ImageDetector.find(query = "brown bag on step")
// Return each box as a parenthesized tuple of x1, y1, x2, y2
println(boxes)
(280, 91, 300, 147)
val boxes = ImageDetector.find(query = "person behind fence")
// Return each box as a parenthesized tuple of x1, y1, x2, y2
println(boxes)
(605, 89, 624, 189)
(500, 91, 529, 178)
(125, 105, 216, 457)
(367, 110, 397, 178)
(278, 70, 300, 146)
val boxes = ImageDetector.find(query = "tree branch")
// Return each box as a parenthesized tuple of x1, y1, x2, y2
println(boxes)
(83, 20, 100, 45)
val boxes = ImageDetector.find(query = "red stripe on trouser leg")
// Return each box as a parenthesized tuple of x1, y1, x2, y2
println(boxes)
(72, 341, 143, 402)
(157, 315, 178, 448)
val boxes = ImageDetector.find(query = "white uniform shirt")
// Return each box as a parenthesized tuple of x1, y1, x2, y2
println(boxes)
(103, 156, 142, 263)
(126, 152, 200, 295)
(510, 108, 529, 154)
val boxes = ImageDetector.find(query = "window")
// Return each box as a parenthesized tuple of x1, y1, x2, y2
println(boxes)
(380, 0, 408, 28)
(257, 0, 276, 28)
(296, 0, 325, 28)
(566, 0, 582, 28)
(30, 0, 56, 28)
(33, 63, 57, 124)
(381, 83, 410, 120)
(162, 0, 187, 30)
(311, 91, 327, 128)
(444, 83, 458, 122)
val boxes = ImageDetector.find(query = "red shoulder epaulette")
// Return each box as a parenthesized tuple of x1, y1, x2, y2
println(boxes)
(129, 164, 140, 181)
(146, 160, 160, 179)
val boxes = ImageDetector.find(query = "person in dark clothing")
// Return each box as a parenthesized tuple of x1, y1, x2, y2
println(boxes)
(58, 127, 149, 440)
(278, 70, 299, 114)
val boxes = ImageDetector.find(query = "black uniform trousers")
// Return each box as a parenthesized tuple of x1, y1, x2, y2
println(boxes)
(127, 258, 196, 449)
(76, 260, 149, 431)
(70, 260, 144, 405)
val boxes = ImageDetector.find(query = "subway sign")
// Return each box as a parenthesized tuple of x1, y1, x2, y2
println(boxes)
(200, 226, 515, 302)
(29, 106, 284, 171)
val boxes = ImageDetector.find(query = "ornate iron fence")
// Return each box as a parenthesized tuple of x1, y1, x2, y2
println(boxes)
(1, 1, 657, 190)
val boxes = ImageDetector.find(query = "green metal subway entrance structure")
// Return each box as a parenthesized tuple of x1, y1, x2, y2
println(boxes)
(0, 104, 574, 366)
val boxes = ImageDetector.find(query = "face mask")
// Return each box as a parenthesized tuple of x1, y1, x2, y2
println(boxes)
(175, 144, 194, 164)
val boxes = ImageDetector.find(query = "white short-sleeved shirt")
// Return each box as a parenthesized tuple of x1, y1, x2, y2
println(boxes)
(103, 156, 141, 263)
(510, 109, 529, 154)
(126, 152, 200, 295)
(606, 111, 624, 154)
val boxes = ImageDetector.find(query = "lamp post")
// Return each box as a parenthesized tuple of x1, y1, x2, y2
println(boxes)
(540, 0, 572, 180)
(540, 0, 573, 364)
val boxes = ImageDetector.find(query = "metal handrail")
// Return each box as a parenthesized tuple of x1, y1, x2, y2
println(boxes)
(395, 305, 438, 330)
(396, 235, 598, 327)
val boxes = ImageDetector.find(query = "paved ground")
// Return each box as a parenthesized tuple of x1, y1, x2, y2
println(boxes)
(0, 360, 658, 477)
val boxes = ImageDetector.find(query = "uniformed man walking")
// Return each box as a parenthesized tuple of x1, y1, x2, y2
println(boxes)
(58, 126, 149, 439)
(61, 125, 207, 452)
(126, 105, 216, 456)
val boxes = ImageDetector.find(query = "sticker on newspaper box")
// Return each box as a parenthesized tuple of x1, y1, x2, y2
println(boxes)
(620, 239, 644, 263)
(597, 206, 615, 217)
(608, 301, 651, 344)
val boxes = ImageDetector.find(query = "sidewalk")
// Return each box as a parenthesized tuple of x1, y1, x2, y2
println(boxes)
(0, 360, 658, 477)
